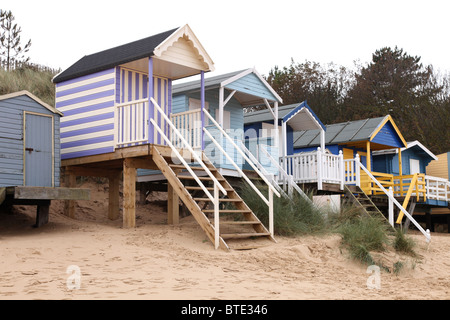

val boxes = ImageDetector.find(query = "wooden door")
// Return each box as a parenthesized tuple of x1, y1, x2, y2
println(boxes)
(24, 113, 53, 187)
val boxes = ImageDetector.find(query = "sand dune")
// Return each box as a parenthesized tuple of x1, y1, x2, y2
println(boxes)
(1, 180, 449, 300)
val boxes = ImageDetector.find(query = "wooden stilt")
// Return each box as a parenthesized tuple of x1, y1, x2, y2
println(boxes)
(108, 171, 121, 220)
(64, 168, 76, 219)
(35, 201, 51, 227)
(167, 183, 179, 225)
(123, 158, 136, 228)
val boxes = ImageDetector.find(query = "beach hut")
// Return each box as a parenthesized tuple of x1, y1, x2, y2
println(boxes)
(137, 67, 284, 180)
(426, 151, 450, 181)
(372, 141, 437, 176)
(52, 26, 280, 250)
(0, 91, 63, 188)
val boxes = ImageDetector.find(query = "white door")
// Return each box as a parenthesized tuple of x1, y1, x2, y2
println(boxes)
(410, 159, 420, 174)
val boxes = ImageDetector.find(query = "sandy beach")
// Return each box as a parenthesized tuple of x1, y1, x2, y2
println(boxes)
(1, 180, 449, 300)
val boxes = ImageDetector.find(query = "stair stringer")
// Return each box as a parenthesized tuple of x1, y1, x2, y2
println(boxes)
(152, 146, 230, 251)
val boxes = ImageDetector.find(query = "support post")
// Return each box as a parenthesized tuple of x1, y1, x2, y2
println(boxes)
(148, 57, 154, 144)
(388, 187, 394, 227)
(35, 201, 51, 228)
(317, 147, 323, 190)
(123, 158, 136, 228)
(339, 150, 344, 190)
(269, 187, 274, 237)
(366, 140, 371, 172)
(200, 71, 205, 150)
(214, 183, 220, 250)
(63, 167, 76, 219)
(108, 171, 121, 220)
(167, 183, 179, 225)
(274, 101, 279, 152)
(218, 86, 224, 128)
(355, 154, 361, 187)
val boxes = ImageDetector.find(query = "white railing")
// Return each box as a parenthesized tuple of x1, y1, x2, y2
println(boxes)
(115, 98, 149, 147)
(425, 175, 450, 202)
(354, 155, 431, 242)
(259, 145, 314, 205)
(202, 109, 281, 237)
(150, 98, 227, 250)
(280, 148, 345, 190)
(170, 109, 202, 150)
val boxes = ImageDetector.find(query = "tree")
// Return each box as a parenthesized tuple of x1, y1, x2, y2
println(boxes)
(344, 46, 449, 153)
(265, 59, 353, 124)
(0, 9, 32, 70)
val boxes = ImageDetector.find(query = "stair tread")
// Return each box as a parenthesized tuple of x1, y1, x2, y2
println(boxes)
(211, 220, 261, 225)
(194, 198, 242, 202)
(186, 186, 233, 192)
(203, 209, 252, 213)
(170, 164, 217, 171)
(176, 175, 226, 181)
(221, 232, 271, 240)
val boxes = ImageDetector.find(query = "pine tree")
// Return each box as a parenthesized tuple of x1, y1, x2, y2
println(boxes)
(0, 9, 32, 70)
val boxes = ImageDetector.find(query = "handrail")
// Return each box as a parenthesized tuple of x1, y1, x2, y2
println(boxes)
(151, 98, 226, 197)
(202, 108, 280, 236)
(259, 145, 313, 204)
(202, 109, 281, 198)
(150, 98, 224, 249)
(355, 155, 431, 242)
(239, 142, 289, 199)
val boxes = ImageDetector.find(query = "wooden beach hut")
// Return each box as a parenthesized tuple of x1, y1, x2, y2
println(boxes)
(52, 25, 281, 250)
(0, 90, 63, 188)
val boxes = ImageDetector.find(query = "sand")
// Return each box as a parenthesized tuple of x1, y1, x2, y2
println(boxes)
(1, 180, 449, 300)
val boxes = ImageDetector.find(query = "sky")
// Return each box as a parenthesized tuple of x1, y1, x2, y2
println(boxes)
(2, 0, 450, 80)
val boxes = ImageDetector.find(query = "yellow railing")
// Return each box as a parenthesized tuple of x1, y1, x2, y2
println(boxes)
(395, 173, 427, 224)
(360, 171, 394, 195)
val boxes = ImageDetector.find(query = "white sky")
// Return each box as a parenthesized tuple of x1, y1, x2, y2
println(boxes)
(2, 0, 450, 79)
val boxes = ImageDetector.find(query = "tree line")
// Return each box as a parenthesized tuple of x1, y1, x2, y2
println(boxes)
(264, 47, 450, 155)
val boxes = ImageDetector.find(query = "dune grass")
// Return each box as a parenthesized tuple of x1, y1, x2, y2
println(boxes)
(0, 65, 58, 106)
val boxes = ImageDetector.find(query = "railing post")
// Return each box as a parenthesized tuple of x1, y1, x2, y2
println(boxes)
(388, 187, 394, 227)
(339, 150, 344, 190)
(214, 183, 219, 250)
(355, 154, 361, 187)
(317, 147, 323, 190)
(269, 187, 274, 237)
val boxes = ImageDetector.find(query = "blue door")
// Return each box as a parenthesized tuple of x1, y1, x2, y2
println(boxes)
(25, 114, 53, 187)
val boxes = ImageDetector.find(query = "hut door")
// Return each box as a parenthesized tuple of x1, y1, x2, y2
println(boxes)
(24, 113, 53, 187)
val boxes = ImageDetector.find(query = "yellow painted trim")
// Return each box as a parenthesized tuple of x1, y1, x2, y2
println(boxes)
(370, 115, 407, 147)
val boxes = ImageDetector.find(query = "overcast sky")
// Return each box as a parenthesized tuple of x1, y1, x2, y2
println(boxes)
(2, 0, 450, 79)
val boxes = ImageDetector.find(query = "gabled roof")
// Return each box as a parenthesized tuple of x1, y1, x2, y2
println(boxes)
(282, 101, 326, 131)
(372, 140, 438, 161)
(244, 103, 299, 124)
(293, 115, 407, 150)
(0, 90, 63, 116)
(173, 68, 282, 106)
(53, 25, 214, 83)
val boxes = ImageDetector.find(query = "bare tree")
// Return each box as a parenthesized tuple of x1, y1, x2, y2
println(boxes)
(0, 9, 32, 70)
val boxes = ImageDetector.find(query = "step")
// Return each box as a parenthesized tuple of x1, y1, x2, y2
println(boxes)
(170, 164, 217, 171)
(194, 198, 242, 202)
(176, 175, 225, 181)
(185, 186, 233, 192)
(202, 209, 252, 214)
(221, 232, 271, 240)
(220, 221, 261, 225)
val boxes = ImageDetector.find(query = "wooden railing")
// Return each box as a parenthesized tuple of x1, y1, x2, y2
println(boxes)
(170, 109, 202, 150)
(280, 148, 344, 190)
(425, 175, 450, 202)
(150, 98, 227, 250)
(115, 98, 149, 147)
(202, 109, 281, 237)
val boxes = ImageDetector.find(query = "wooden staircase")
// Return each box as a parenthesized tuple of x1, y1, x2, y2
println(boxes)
(343, 185, 386, 219)
(152, 145, 275, 251)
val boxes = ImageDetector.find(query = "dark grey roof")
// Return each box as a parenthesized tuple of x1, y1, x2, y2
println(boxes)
(172, 69, 246, 94)
(293, 116, 387, 149)
(53, 28, 179, 83)
(244, 103, 299, 124)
